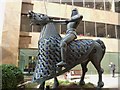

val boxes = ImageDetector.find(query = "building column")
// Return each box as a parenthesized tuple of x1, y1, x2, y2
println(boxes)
(2, 0, 22, 66)
(111, 0, 115, 12)
(0, 0, 6, 65)
(95, 22, 97, 37)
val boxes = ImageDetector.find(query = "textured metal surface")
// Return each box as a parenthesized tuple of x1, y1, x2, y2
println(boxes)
(32, 35, 94, 83)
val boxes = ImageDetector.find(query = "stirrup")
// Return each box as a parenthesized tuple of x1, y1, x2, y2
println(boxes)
(56, 61, 67, 67)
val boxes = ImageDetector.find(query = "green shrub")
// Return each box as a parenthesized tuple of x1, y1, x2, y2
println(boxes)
(1, 64, 24, 89)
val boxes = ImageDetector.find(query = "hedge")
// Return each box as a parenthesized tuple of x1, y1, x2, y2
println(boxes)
(1, 64, 24, 89)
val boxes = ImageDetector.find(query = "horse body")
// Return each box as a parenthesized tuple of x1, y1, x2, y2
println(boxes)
(32, 23, 106, 89)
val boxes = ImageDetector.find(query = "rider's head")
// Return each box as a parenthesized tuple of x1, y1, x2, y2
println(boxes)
(71, 8, 79, 17)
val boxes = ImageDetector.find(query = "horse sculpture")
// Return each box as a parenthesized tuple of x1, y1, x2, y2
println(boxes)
(28, 10, 106, 90)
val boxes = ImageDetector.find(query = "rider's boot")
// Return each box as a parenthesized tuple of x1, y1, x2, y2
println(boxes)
(57, 47, 67, 67)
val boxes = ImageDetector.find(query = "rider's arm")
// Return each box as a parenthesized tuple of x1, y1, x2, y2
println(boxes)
(50, 19, 68, 24)
(50, 14, 83, 24)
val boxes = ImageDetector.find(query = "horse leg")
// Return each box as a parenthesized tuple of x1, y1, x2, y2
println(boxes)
(79, 60, 89, 86)
(91, 52, 104, 88)
(39, 81, 45, 90)
(53, 77, 59, 88)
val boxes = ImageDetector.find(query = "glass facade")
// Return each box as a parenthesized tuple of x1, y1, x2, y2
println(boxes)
(19, 49, 38, 72)
(85, 52, 119, 74)
(115, 1, 120, 13)
(47, 0, 119, 13)
(96, 23, 106, 37)
(85, 21, 95, 36)
(20, 15, 120, 39)
(20, 0, 120, 39)
(85, 0, 94, 8)
(19, 49, 120, 74)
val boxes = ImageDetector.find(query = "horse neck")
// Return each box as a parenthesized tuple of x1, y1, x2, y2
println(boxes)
(40, 23, 61, 40)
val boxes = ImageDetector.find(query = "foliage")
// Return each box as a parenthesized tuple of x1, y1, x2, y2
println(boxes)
(24, 82, 38, 88)
(59, 80, 71, 86)
(1, 64, 24, 89)
(23, 79, 95, 89)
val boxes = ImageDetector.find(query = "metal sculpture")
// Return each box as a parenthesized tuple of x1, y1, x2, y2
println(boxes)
(28, 9, 106, 90)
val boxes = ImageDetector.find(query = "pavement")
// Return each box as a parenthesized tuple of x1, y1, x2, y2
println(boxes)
(57, 74, 120, 89)
(24, 74, 120, 89)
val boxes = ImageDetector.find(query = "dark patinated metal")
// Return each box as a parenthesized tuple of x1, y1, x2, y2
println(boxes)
(28, 9, 106, 90)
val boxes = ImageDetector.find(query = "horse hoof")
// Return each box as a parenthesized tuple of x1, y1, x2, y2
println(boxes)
(97, 81, 104, 88)
(101, 68, 104, 73)
(53, 83, 59, 88)
(79, 81, 85, 85)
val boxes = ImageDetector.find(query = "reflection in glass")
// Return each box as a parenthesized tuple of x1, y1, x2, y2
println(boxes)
(95, 0, 104, 10)
(61, 24, 67, 34)
(76, 21, 84, 36)
(55, 24, 61, 33)
(107, 24, 115, 38)
(85, 0, 94, 8)
(96, 23, 106, 37)
(85, 21, 95, 36)
(115, 1, 120, 13)
(74, 0, 83, 7)
(117, 25, 120, 39)
(61, 0, 72, 5)
(48, 0, 60, 3)
(105, 0, 111, 11)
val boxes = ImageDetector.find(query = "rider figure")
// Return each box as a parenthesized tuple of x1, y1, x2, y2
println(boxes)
(56, 8, 83, 67)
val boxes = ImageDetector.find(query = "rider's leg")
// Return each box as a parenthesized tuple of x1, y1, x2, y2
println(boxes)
(57, 34, 76, 67)
(57, 41, 67, 66)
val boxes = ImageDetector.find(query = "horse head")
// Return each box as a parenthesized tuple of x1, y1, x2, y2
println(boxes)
(28, 11, 61, 40)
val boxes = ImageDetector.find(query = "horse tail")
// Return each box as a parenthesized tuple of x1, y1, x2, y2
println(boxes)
(95, 39, 106, 54)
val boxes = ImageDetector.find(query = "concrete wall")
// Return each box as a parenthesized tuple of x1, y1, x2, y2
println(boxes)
(2, 0, 22, 66)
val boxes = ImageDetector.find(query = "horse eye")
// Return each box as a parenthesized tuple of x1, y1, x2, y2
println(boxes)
(40, 15, 43, 17)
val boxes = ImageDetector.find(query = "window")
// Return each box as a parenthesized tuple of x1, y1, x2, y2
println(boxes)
(19, 49, 38, 72)
(96, 23, 106, 37)
(95, 0, 104, 10)
(22, 2, 33, 13)
(85, 21, 95, 36)
(48, 0, 60, 4)
(115, 1, 120, 13)
(85, 0, 94, 8)
(61, 24, 67, 34)
(32, 25, 42, 32)
(55, 24, 61, 33)
(105, 0, 111, 11)
(20, 14, 32, 32)
(61, 0, 72, 5)
(107, 24, 116, 38)
(74, 0, 83, 7)
(76, 21, 84, 36)
(117, 25, 120, 39)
